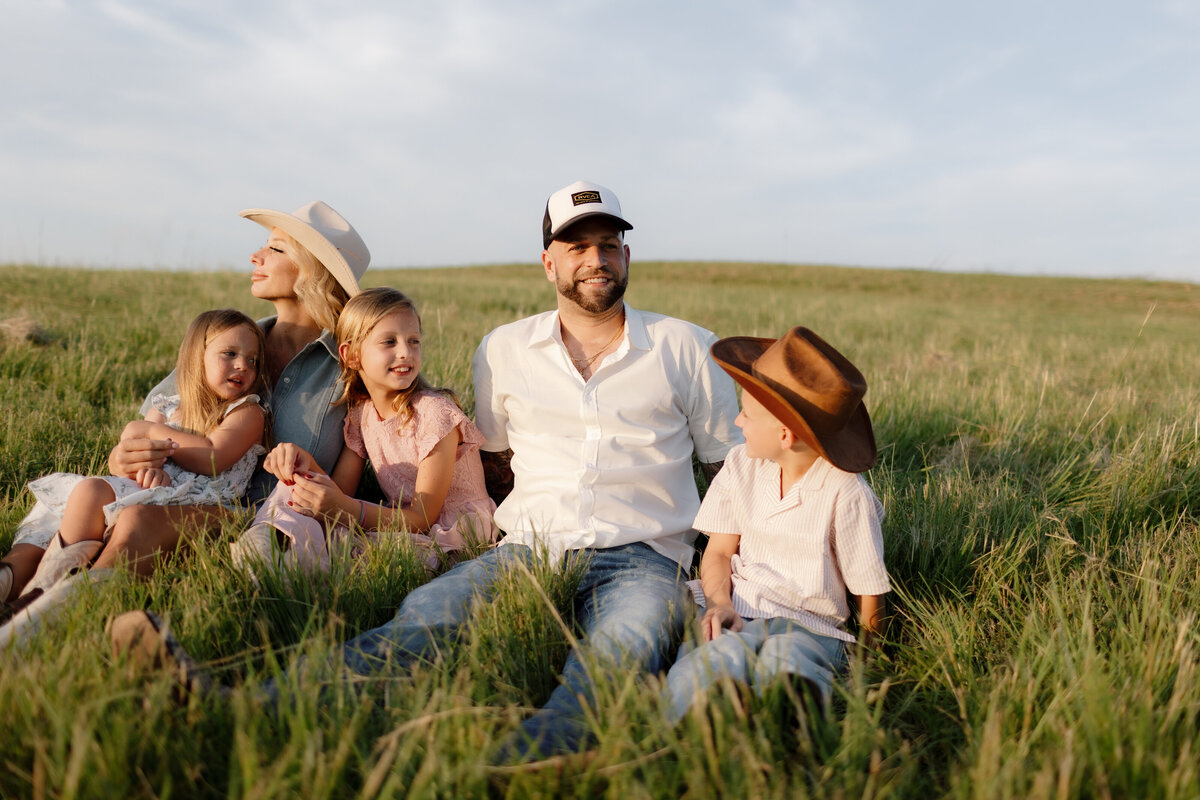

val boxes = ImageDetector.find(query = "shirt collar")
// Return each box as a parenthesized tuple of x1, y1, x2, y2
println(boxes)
(768, 455, 834, 505)
(788, 457, 833, 497)
(257, 315, 339, 358)
(314, 328, 339, 358)
(529, 304, 651, 352)
(624, 306, 651, 351)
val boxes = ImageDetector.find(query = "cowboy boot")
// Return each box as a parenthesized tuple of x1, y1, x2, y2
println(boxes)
(0, 570, 89, 650)
(229, 524, 280, 586)
(22, 533, 103, 596)
(107, 610, 223, 697)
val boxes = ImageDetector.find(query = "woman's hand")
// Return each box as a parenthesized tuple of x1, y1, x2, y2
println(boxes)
(136, 466, 171, 489)
(286, 471, 355, 523)
(109, 436, 177, 480)
(263, 443, 319, 484)
(701, 603, 743, 641)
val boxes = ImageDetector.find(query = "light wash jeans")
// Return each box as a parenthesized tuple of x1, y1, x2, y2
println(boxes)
(337, 541, 690, 757)
(663, 616, 848, 722)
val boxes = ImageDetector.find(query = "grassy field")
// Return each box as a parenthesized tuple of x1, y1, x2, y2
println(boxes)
(0, 261, 1197, 799)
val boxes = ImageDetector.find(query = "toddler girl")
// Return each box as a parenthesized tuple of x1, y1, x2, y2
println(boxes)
(0, 308, 269, 607)
(232, 287, 497, 575)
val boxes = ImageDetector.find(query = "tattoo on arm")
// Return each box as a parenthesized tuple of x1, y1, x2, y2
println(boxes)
(481, 449, 515, 506)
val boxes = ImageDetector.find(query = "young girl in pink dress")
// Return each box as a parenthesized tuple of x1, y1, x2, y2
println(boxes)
(232, 287, 497, 575)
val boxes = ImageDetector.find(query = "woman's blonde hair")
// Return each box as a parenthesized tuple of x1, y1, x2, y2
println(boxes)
(334, 287, 456, 425)
(280, 231, 350, 334)
(175, 309, 269, 438)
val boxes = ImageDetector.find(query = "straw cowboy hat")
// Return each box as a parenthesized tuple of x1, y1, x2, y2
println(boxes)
(711, 326, 876, 472)
(239, 201, 370, 296)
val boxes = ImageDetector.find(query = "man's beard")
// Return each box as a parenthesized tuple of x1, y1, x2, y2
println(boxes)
(557, 269, 628, 313)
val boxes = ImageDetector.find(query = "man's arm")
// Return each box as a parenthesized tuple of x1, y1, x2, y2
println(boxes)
(698, 460, 724, 486)
(683, 329, 742, 484)
(481, 449, 514, 506)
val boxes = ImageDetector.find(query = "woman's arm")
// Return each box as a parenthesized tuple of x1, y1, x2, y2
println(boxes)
(110, 414, 177, 479)
(699, 531, 742, 641)
(162, 404, 267, 476)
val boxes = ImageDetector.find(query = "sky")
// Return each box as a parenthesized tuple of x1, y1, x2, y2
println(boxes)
(2, 1, 1198, 281)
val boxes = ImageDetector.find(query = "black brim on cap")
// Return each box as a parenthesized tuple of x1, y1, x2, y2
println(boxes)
(542, 211, 633, 249)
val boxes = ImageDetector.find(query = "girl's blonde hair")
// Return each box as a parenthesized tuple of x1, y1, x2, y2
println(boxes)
(335, 287, 457, 425)
(175, 309, 269, 438)
(280, 231, 350, 334)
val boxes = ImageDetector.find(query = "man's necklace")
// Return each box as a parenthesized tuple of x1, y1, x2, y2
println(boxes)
(570, 326, 623, 369)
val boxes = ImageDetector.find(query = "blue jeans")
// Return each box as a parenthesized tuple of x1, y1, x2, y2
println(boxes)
(340, 541, 690, 756)
(663, 617, 848, 722)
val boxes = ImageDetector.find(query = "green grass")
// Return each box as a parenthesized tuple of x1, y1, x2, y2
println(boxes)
(1, 262, 1198, 798)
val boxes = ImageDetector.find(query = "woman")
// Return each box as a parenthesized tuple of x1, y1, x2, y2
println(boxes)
(1, 201, 371, 592)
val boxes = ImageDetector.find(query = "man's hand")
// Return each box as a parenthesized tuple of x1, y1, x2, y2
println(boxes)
(702, 603, 742, 641)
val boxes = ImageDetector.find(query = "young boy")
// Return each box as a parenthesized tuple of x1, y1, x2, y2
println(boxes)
(663, 326, 890, 721)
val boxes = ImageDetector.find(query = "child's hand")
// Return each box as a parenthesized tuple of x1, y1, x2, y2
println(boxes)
(264, 443, 319, 484)
(702, 604, 743, 641)
(136, 466, 171, 489)
(286, 471, 352, 522)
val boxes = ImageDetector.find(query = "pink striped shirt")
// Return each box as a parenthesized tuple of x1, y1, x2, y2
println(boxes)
(692, 445, 890, 643)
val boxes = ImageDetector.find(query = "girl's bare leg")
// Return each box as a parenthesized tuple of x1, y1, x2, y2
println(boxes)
(95, 504, 229, 577)
(59, 477, 117, 545)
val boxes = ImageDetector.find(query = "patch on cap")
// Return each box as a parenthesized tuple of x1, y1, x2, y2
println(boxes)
(571, 190, 602, 206)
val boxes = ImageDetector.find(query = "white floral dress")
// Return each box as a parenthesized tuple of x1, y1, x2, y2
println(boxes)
(12, 394, 266, 549)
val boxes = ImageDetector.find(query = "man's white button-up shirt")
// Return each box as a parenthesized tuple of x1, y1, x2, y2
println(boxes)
(472, 305, 742, 567)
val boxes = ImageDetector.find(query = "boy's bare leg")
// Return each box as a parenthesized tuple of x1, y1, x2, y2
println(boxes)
(95, 504, 230, 577)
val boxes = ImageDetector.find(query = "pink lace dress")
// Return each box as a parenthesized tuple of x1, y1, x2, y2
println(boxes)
(252, 390, 497, 572)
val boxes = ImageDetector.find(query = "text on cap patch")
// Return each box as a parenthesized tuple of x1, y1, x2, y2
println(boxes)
(571, 190, 602, 206)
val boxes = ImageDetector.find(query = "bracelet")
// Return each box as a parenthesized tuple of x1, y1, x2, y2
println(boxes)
(358, 500, 367, 527)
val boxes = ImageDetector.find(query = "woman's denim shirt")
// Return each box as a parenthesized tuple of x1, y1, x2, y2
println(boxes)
(139, 316, 346, 507)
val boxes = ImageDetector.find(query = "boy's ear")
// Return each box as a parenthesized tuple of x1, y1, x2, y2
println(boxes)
(779, 425, 796, 449)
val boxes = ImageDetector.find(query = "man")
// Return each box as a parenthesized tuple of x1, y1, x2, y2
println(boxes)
(465, 179, 741, 757)
(112, 180, 741, 761)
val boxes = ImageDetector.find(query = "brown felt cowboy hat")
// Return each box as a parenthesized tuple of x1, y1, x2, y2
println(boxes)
(711, 327, 876, 472)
